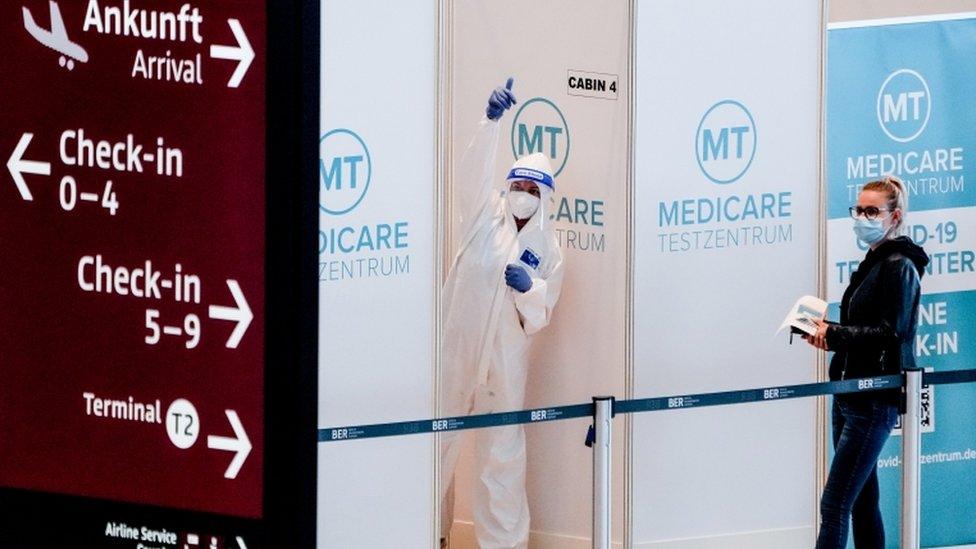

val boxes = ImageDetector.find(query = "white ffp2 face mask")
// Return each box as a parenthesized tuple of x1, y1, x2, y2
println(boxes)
(853, 217, 889, 245)
(507, 191, 540, 220)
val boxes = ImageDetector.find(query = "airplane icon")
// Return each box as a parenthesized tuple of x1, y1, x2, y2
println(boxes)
(23, 1, 88, 70)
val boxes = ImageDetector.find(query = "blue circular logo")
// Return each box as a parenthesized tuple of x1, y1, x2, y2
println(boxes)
(510, 97, 570, 177)
(319, 129, 371, 215)
(695, 100, 757, 185)
(876, 69, 930, 143)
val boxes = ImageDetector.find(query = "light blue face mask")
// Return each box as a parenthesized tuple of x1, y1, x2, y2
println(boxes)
(853, 217, 889, 245)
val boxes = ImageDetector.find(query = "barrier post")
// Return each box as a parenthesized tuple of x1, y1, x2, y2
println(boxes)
(901, 368, 923, 549)
(592, 396, 614, 549)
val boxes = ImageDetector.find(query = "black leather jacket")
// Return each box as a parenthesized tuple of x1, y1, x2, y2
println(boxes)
(827, 237, 929, 403)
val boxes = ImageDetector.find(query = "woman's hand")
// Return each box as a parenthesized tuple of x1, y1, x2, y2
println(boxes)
(801, 319, 830, 351)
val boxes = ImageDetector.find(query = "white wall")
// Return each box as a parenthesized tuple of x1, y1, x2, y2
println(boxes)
(830, 0, 976, 21)
(447, 0, 630, 545)
(317, 2, 437, 548)
(632, 0, 823, 546)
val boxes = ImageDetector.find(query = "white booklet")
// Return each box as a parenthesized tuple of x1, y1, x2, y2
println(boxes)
(777, 295, 828, 338)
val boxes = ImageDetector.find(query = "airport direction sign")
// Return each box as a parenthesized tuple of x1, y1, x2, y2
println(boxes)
(0, 0, 266, 519)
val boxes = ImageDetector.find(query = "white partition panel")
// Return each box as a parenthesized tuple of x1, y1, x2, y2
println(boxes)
(317, 2, 437, 548)
(632, 1, 823, 547)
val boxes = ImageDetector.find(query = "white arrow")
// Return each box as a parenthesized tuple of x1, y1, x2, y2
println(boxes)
(236, 537, 248, 549)
(209, 19, 254, 88)
(207, 410, 252, 480)
(209, 279, 253, 349)
(7, 133, 51, 201)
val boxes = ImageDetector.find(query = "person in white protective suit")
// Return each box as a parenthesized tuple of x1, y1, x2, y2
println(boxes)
(440, 78, 565, 549)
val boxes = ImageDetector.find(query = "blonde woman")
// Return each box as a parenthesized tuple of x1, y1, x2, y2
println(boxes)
(806, 176, 929, 548)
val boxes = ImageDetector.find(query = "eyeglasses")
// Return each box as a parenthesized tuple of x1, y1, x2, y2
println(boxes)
(849, 206, 891, 220)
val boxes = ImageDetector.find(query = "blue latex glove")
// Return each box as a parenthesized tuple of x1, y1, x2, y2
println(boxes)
(505, 263, 532, 293)
(486, 77, 516, 120)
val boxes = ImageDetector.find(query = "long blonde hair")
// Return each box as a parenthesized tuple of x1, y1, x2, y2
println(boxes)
(862, 175, 908, 235)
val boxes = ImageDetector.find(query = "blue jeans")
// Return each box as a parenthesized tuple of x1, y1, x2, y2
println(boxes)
(816, 397, 899, 549)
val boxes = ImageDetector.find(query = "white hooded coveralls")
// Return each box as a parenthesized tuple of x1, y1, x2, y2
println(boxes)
(440, 117, 564, 548)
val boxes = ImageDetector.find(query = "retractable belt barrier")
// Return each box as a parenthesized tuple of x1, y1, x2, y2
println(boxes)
(319, 403, 593, 442)
(318, 368, 976, 549)
(923, 368, 976, 385)
(318, 374, 917, 442)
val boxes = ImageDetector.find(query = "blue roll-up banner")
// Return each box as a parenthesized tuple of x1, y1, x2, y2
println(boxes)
(827, 14, 976, 548)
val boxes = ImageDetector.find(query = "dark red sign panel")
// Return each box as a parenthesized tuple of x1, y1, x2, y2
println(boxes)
(0, 0, 265, 518)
